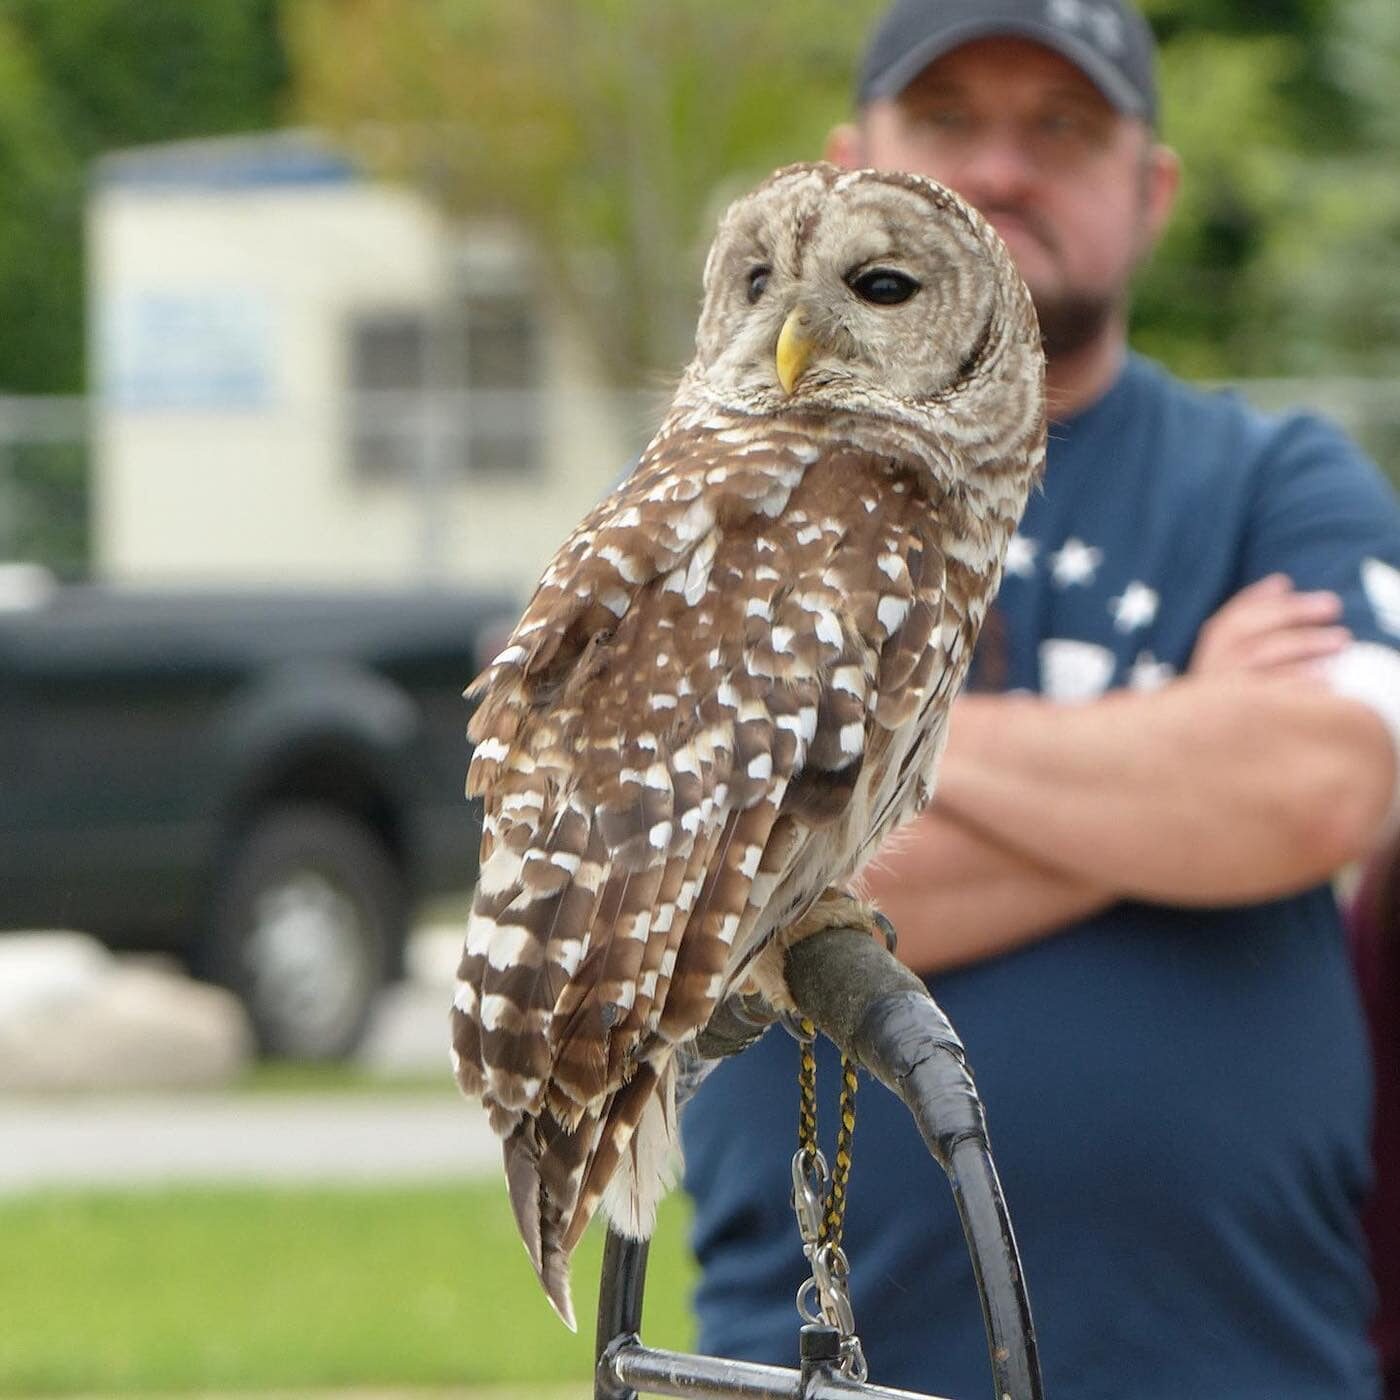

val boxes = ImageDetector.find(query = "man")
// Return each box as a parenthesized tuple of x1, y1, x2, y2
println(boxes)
(680, 2, 1400, 1397)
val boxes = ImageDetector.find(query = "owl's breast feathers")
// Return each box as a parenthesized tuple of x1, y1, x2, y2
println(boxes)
(451, 415, 995, 1324)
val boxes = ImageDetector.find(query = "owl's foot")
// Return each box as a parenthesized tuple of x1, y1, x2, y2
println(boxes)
(743, 890, 896, 1016)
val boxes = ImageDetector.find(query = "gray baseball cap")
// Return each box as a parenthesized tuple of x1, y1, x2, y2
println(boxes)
(856, 0, 1158, 125)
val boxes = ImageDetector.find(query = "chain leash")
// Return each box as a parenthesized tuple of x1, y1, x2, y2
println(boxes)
(790, 1015, 867, 1382)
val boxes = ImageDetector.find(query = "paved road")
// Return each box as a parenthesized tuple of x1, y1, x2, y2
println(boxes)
(0, 927, 506, 1194)
(0, 1090, 498, 1194)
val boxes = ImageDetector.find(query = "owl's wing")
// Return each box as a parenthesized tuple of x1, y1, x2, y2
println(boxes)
(452, 430, 954, 1318)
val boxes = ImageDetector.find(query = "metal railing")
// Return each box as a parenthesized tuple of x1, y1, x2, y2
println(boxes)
(0, 396, 88, 577)
(1, 377, 1394, 583)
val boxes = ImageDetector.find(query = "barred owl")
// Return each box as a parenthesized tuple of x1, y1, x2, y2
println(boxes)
(452, 161, 1044, 1325)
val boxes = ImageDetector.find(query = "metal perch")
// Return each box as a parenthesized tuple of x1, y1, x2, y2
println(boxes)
(594, 925, 1044, 1400)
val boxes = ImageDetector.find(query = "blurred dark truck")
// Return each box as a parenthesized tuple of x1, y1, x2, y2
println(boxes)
(0, 571, 511, 1059)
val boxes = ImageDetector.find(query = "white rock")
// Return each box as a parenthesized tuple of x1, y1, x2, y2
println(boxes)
(0, 933, 253, 1091)
(0, 931, 111, 1018)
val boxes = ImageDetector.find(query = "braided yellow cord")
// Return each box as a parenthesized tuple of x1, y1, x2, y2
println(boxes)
(825, 1056, 859, 1245)
(797, 1018, 820, 1162)
(795, 1016, 858, 1249)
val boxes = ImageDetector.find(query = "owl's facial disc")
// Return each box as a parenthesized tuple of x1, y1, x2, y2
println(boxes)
(690, 164, 1027, 416)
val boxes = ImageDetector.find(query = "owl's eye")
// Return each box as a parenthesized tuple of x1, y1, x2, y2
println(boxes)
(849, 268, 921, 306)
(746, 266, 771, 304)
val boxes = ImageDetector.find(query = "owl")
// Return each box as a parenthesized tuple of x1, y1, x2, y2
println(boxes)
(452, 161, 1045, 1327)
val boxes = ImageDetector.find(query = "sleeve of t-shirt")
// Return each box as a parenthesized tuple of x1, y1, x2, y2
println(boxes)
(1238, 412, 1400, 824)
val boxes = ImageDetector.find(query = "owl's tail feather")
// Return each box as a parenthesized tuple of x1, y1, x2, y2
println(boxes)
(566, 1053, 675, 1250)
(503, 1112, 582, 1332)
(502, 1052, 679, 1331)
(595, 1055, 678, 1243)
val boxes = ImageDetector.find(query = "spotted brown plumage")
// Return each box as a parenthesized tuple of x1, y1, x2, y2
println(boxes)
(451, 161, 1045, 1327)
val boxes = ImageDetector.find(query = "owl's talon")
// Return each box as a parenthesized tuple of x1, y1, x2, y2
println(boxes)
(873, 910, 897, 956)
(742, 891, 896, 1016)
(779, 1010, 816, 1043)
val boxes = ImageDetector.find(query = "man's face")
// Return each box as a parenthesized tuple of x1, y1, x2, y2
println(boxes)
(841, 38, 1177, 357)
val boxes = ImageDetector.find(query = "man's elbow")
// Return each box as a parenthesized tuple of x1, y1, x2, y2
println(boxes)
(1290, 714, 1396, 876)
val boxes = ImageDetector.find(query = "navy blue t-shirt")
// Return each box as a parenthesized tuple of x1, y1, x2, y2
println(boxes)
(681, 355, 1400, 1400)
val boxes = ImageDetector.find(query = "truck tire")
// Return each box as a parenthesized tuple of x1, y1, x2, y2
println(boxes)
(201, 803, 406, 1060)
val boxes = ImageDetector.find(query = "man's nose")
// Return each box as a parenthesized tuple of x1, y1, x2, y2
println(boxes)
(953, 130, 1038, 203)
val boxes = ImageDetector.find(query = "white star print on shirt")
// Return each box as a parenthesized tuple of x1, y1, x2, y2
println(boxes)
(1128, 651, 1177, 691)
(1363, 558, 1400, 636)
(1111, 581, 1159, 633)
(1004, 533, 1038, 578)
(1039, 639, 1115, 701)
(1050, 538, 1103, 587)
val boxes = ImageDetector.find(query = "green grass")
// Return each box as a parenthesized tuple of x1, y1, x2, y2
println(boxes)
(0, 1183, 696, 1396)
(28, 1391, 587, 1400)
(234, 1061, 455, 1095)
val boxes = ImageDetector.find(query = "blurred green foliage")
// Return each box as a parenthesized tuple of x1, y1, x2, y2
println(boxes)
(287, 0, 1400, 387)
(0, 1, 288, 572)
(0, 0, 1387, 391)
(287, 0, 872, 379)
(0, 0, 1388, 454)
(1134, 0, 1400, 379)
(0, 0, 288, 395)
(4, 438, 87, 574)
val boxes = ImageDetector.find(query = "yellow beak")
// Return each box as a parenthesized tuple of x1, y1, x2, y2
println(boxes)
(776, 309, 815, 396)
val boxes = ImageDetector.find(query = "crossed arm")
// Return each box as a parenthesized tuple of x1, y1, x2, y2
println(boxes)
(862, 575, 1399, 975)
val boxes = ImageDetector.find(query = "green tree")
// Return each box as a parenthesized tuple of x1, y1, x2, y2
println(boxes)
(1255, 0, 1400, 376)
(292, 0, 1400, 390)
(0, 15, 86, 396)
(0, 0, 289, 394)
(1132, 29, 1304, 377)
(0, 1, 289, 572)
(288, 0, 870, 381)
(1132, 0, 1400, 391)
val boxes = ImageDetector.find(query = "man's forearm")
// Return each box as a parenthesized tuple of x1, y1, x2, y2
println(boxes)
(935, 677, 1395, 905)
(859, 806, 1114, 974)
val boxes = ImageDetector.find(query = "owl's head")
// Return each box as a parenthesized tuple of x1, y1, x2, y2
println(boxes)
(686, 162, 1042, 430)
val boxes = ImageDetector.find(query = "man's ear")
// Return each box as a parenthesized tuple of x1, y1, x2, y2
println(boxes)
(1142, 142, 1181, 248)
(824, 122, 864, 170)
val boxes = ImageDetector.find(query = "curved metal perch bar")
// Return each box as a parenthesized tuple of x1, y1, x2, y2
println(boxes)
(594, 926, 1044, 1400)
